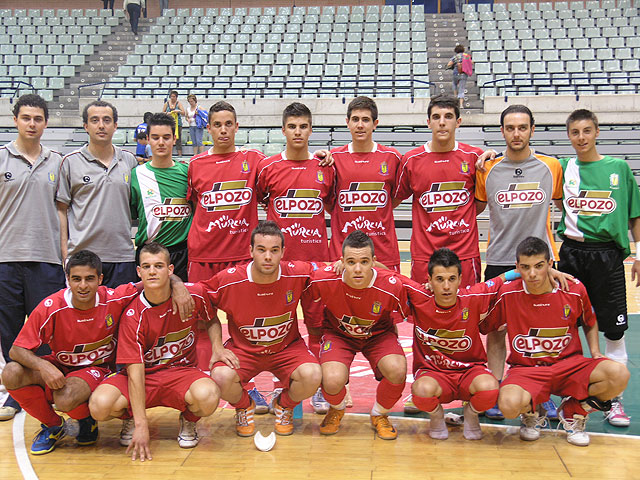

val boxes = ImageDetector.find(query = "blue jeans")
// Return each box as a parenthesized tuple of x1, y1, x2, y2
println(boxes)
(189, 126, 204, 146)
(452, 72, 468, 98)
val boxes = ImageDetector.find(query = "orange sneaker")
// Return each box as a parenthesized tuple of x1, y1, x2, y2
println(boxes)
(273, 397, 294, 436)
(235, 399, 255, 437)
(371, 415, 397, 440)
(319, 406, 345, 435)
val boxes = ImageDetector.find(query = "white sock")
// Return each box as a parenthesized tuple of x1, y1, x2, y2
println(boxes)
(605, 335, 628, 366)
(371, 402, 390, 417)
(329, 399, 346, 411)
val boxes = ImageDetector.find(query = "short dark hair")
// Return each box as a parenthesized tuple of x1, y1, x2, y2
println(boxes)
(169, 90, 179, 97)
(147, 112, 175, 136)
(82, 100, 118, 124)
(251, 220, 285, 248)
(342, 230, 375, 256)
(516, 236, 550, 262)
(65, 250, 102, 277)
(143, 112, 153, 124)
(347, 96, 378, 121)
(427, 94, 460, 120)
(500, 104, 535, 128)
(209, 100, 237, 123)
(566, 109, 599, 131)
(136, 131, 147, 140)
(13, 94, 49, 121)
(139, 242, 171, 264)
(428, 248, 462, 276)
(282, 102, 312, 126)
(454, 44, 465, 54)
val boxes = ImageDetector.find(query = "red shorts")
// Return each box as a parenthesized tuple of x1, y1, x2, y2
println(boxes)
(212, 338, 318, 385)
(101, 366, 210, 411)
(319, 330, 403, 380)
(502, 356, 608, 410)
(188, 259, 250, 283)
(41, 355, 110, 402)
(411, 256, 481, 288)
(414, 365, 493, 403)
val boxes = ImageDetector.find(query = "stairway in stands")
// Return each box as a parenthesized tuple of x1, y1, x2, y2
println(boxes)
(426, 13, 482, 113)
(49, 16, 155, 118)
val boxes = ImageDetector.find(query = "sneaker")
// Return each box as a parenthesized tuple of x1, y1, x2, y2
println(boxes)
(371, 415, 397, 440)
(310, 388, 329, 414)
(0, 406, 19, 421)
(605, 397, 631, 427)
(319, 406, 345, 435)
(119, 418, 135, 447)
(540, 398, 558, 420)
(235, 399, 256, 437)
(76, 417, 99, 446)
(519, 412, 547, 441)
(30, 421, 66, 455)
(463, 403, 482, 440)
(428, 405, 448, 440)
(248, 388, 269, 415)
(177, 413, 199, 448)
(403, 395, 421, 415)
(558, 410, 589, 446)
(273, 396, 294, 436)
(268, 387, 283, 414)
(484, 404, 505, 420)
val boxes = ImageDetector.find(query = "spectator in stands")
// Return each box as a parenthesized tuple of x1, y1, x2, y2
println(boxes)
(123, 0, 145, 36)
(185, 94, 207, 155)
(135, 131, 151, 164)
(159, 0, 169, 15)
(163, 91, 186, 157)
(135, 112, 152, 161)
(102, 0, 115, 13)
(447, 45, 468, 109)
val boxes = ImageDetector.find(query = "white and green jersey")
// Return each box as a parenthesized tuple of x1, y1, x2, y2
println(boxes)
(130, 161, 192, 247)
(558, 155, 640, 255)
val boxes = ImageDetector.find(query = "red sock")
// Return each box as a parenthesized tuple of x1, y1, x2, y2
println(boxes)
(66, 402, 91, 420)
(278, 389, 298, 409)
(561, 397, 589, 418)
(308, 333, 322, 360)
(470, 389, 499, 413)
(321, 386, 346, 406)
(233, 389, 251, 409)
(9, 386, 62, 427)
(182, 409, 200, 422)
(413, 395, 440, 413)
(376, 378, 405, 410)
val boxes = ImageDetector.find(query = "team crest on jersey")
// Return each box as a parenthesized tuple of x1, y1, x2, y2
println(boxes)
(286, 290, 294, 304)
(495, 183, 546, 209)
(562, 304, 571, 320)
(461, 308, 469, 322)
(339, 315, 375, 338)
(460, 161, 469, 174)
(322, 340, 332, 352)
(339, 182, 388, 212)
(240, 312, 294, 346)
(105, 314, 113, 328)
(152, 198, 191, 221)
(415, 326, 472, 354)
(48, 172, 56, 183)
(316, 170, 324, 183)
(145, 327, 195, 365)
(56, 335, 115, 367)
(419, 182, 470, 212)
(380, 161, 388, 175)
(610, 173, 619, 189)
(274, 189, 322, 218)
(241, 159, 250, 173)
(565, 190, 616, 216)
(201, 180, 253, 212)
(124, 173, 129, 183)
(513, 327, 571, 358)
(371, 301, 382, 315)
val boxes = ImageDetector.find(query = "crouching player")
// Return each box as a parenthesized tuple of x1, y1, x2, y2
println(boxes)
(486, 237, 629, 446)
(89, 243, 221, 461)
(1, 250, 141, 454)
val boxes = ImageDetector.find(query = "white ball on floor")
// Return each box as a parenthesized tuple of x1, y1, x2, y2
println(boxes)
(254, 431, 276, 452)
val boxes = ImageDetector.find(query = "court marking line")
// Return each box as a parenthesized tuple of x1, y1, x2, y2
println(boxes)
(13, 410, 39, 480)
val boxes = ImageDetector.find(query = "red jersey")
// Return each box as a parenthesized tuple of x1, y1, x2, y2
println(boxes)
(484, 279, 596, 367)
(187, 148, 266, 262)
(309, 266, 409, 339)
(13, 284, 139, 370)
(256, 153, 335, 261)
(203, 261, 317, 355)
(395, 142, 483, 261)
(403, 276, 503, 372)
(329, 143, 402, 266)
(116, 283, 212, 372)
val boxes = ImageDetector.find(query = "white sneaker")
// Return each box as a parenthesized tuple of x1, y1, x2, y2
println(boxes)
(558, 411, 589, 446)
(604, 398, 631, 427)
(0, 406, 18, 421)
(177, 413, 199, 448)
(310, 388, 329, 415)
(403, 394, 420, 415)
(519, 412, 547, 441)
(268, 388, 283, 414)
(463, 403, 483, 440)
(119, 418, 135, 446)
(428, 405, 448, 440)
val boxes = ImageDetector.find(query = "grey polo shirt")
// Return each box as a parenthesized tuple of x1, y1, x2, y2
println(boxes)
(0, 141, 63, 264)
(57, 144, 138, 262)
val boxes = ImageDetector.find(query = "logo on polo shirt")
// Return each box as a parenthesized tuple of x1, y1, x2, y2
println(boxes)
(339, 182, 388, 212)
(152, 198, 192, 221)
(145, 327, 195, 365)
(3, 171, 13, 181)
(56, 335, 115, 366)
(495, 182, 546, 209)
(415, 326, 472, 354)
(565, 190, 616, 216)
(240, 312, 294, 346)
(419, 182, 470, 212)
(274, 189, 323, 218)
(513, 327, 572, 358)
(48, 172, 56, 184)
(83, 175, 91, 184)
(201, 180, 253, 211)
(339, 315, 375, 338)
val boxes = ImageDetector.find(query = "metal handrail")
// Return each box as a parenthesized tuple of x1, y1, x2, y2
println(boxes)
(0, 80, 36, 102)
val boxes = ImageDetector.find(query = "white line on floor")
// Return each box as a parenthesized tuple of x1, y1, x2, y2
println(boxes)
(13, 410, 38, 480)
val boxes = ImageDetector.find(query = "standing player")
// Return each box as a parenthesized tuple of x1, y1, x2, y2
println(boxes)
(256, 102, 335, 412)
(89, 243, 221, 461)
(206, 221, 322, 436)
(1, 251, 140, 454)
(486, 237, 629, 446)
(57, 100, 138, 287)
(310, 231, 409, 440)
(475, 105, 564, 420)
(0, 94, 66, 421)
(557, 109, 640, 427)
(130, 113, 192, 281)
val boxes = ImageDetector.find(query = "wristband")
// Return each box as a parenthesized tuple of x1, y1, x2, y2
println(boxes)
(635, 242, 640, 261)
(504, 269, 520, 281)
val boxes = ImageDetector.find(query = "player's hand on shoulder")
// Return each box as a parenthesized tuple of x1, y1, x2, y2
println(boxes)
(314, 149, 334, 167)
(475, 149, 498, 172)
(333, 259, 345, 275)
(127, 424, 152, 462)
(210, 346, 240, 370)
(171, 283, 196, 321)
(548, 268, 577, 291)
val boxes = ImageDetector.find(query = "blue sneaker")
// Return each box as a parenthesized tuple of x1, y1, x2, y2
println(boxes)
(248, 388, 269, 415)
(484, 404, 505, 420)
(76, 417, 99, 445)
(31, 422, 66, 455)
(540, 398, 558, 420)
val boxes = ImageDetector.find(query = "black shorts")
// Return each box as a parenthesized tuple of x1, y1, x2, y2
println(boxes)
(558, 238, 627, 335)
(484, 264, 514, 282)
(135, 241, 188, 282)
